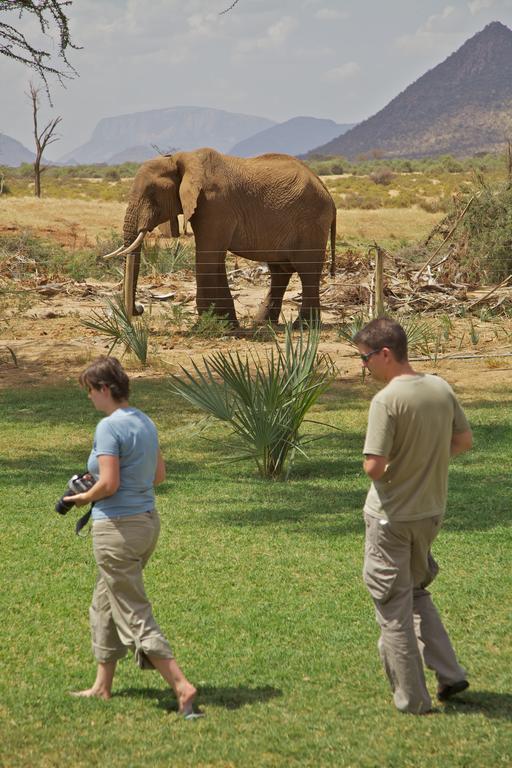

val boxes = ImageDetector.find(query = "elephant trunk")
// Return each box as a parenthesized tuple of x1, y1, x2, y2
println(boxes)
(123, 209, 143, 317)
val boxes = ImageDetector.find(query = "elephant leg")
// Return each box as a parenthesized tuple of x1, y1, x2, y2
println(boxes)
(254, 263, 293, 325)
(295, 255, 323, 326)
(195, 251, 239, 327)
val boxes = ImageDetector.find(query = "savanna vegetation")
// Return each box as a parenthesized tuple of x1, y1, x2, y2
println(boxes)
(0, 150, 506, 208)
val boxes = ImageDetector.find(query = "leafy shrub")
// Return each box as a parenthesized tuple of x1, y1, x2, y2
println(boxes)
(0, 231, 67, 277)
(370, 168, 394, 186)
(141, 240, 195, 276)
(170, 322, 337, 479)
(188, 308, 232, 338)
(458, 183, 512, 281)
(417, 197, 451, 213)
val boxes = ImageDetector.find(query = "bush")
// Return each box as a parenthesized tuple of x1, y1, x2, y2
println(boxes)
(141, 239, 195, 276)
(170, 322, 337, 479)
(187, 308, 231, 338)
(370, 167, 394, 186)
(458, 183, 512, 281)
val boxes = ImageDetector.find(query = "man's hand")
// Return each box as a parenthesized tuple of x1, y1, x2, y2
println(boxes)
(363, 454, 388, 481)
(451, 429, 473, 457)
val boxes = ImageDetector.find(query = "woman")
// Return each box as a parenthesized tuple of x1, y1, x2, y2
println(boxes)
(64, 356, 199, 718)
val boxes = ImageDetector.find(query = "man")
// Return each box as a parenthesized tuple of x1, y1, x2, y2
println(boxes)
(354, 318, 473, 714)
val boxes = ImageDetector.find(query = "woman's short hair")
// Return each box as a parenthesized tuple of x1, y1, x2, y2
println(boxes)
(79, 356, 130, 401)
(353, 318, 408, 362)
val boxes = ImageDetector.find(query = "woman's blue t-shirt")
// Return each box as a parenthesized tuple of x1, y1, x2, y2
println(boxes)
(87, 407, 158, 520)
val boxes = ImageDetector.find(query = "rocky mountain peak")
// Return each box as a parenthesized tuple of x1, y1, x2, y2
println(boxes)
(311, 22, 512, 159)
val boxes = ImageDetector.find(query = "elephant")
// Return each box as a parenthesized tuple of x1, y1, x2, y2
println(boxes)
(115, 148, 337, 326)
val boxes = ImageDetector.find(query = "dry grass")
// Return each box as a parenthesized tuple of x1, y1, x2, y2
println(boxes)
(0, 196, 446, 251)
(337, 206, 444, 242)
(0, 196, 126, 248)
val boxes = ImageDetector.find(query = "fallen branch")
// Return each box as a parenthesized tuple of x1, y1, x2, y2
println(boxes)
(415, 195, 475, 281)
(467, 274, 512, 309)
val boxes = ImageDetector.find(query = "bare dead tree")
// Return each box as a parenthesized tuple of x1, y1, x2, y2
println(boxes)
(28, 81, 61, 197)
(219, 0, 241, 14)
(507, 138, 512, 189)
(0, 1, 79, 100)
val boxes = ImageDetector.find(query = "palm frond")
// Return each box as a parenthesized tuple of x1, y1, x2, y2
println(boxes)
(82, 294, 149, 364)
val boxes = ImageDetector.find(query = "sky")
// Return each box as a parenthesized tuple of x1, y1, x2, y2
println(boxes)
(2, 0, 512, 160)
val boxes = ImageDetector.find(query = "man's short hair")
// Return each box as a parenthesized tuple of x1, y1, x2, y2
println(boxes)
(353, 318, 408, 362)
(79, 356, 130, 401)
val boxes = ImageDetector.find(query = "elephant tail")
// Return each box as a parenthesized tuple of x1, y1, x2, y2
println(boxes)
(329, 211, 337, 278)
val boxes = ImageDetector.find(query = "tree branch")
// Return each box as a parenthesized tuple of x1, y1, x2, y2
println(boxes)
(219, 0, 241, 15)
(0, 1, 80, 101)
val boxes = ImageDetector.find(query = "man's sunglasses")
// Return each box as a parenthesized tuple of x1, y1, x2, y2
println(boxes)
(360, 348, 381, 363)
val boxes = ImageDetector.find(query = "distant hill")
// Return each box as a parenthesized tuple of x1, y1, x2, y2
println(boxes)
(58, 106, 277, 165)
(229, 116, 354, 157)
(311, 21, 512, 159)
(0, 133, 34, 167)
(107, 145, 158, 165)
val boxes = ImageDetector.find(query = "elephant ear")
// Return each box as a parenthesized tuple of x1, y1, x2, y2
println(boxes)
(177, 153, 204, 224)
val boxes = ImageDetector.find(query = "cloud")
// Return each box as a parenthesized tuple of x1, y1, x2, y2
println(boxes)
(236, 16, 298, 53)
(396, 6, 464, 54)
(186, 12, 220, 38)
(323, 61, 360, 82)
(468, 0, 496, 12)
(315, 8, 349, 21)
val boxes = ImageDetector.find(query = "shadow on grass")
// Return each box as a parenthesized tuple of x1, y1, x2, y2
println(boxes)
(2, 453, 199, 490)
(442, 690, 512, 721)
(116, 683, 282, 712)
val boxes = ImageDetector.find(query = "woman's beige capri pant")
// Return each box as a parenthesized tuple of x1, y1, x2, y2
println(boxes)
(90, 511, 173, 669)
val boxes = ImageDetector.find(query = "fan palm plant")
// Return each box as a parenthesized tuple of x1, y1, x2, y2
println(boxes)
(170, 322, 337, 479)
(82, 294, 149, 364)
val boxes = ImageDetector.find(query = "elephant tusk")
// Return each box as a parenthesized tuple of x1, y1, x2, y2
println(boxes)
(117, 231, 146, 256)
(103, 245, 126, 260)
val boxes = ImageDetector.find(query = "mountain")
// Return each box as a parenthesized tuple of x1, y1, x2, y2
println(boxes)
(229, 117, 354, 157)
(107, 145, 158, 164)
(58, 106, 277, 165)
(311, 21, 512, 159)
(0, 133, 35, 166)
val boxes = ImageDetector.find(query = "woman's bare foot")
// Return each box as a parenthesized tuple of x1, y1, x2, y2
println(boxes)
(147, 656, 201, 717)
(69, 687, 112, 700)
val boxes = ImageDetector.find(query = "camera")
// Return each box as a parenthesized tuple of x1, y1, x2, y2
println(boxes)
(55, 473, 95, 515)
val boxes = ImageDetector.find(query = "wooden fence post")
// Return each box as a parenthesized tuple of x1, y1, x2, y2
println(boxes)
(374, 246, 385, 317)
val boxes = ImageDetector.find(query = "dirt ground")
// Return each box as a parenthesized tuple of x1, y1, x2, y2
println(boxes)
(1, 267, 511, 398)
(1, 198, 511, 396)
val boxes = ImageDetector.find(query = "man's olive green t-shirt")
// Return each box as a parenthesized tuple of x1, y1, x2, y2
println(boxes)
(363, 373, 470, 521)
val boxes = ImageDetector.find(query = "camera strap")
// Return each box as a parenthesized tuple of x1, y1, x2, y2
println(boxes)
(75, 503, 94, 536)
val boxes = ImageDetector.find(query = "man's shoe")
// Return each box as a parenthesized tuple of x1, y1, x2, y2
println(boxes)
(437, 680, 469, 702)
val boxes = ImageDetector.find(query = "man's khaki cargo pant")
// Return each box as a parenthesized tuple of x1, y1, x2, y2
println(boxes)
(363, 513, 466, 714)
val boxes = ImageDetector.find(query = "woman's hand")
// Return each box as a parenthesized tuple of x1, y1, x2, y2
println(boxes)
(63, 456, 120, 507)
(63, 492, 90, 507)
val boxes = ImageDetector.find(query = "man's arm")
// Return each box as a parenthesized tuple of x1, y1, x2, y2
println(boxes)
(363, 454, 388, 481)
(450, 429, 473, 457)
(154, 448, 166, 485)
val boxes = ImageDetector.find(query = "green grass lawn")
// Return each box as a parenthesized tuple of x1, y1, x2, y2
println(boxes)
(0, 378, 511, 767)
